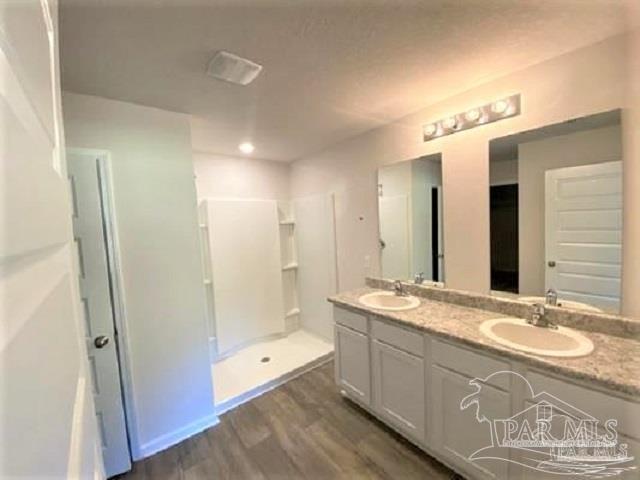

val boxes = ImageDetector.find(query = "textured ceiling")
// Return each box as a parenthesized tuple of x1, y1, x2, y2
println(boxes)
(59, 0, 628, 162)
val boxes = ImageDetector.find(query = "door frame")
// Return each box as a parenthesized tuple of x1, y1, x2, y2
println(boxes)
(68, 147, 140, 460)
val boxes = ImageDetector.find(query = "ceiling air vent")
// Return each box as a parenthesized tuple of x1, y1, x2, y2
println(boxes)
(206, 51, 263, 86)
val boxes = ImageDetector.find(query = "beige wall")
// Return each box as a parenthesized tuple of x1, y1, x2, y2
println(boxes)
(518, 126, 622, 295)
(490, 158, 518, 185)
(622, 24, 640, 317)
(291, 34, 629, 296)
(194, 152, 290, 201)
(62, 92, 216, 457)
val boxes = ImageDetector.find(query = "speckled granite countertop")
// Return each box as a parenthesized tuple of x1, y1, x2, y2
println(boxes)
(329, 287, 640, 398)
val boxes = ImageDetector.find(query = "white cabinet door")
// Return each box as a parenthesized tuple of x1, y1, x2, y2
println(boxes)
(518, 371, 640, 480)
(372, 339, 425, 443)
(431, 365, 511, 480)
(335, 324, 370, 405)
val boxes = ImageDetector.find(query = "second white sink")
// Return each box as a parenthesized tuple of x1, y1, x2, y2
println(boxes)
(359, 291, 420, 311)
(480, 317, 594, 358)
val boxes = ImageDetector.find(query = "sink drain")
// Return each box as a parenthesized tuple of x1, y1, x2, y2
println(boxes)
(260, 356, 271, 363)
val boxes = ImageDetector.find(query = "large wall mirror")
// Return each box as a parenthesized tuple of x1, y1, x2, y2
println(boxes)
(489, 110, 622, 314)
(377, 153, 444, 284)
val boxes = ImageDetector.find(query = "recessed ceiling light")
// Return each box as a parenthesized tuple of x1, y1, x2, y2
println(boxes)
(238, 142, 255, 154)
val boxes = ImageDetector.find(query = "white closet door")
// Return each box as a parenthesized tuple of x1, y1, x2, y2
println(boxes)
(67, 153, 131, 477)
(545, 161, 622, 311)
(205, 199, 284, 355)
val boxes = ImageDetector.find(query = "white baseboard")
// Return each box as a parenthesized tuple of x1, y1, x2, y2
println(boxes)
(136, 413, 220, 459)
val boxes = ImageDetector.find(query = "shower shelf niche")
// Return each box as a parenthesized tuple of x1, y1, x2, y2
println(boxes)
(279, 201, 300, 333)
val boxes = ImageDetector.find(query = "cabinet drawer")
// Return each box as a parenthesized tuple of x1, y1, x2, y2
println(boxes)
(334, 306, 368, 333)
(432, 339, 509, 390)
(371, 318, 424, 357)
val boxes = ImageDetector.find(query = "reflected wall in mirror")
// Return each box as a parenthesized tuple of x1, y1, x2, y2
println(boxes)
(377, 154, 444, 283)
(489, 110, 622, 313)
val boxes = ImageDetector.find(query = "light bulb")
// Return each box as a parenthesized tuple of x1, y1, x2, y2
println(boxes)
(491, 100, 509, 114)
(442, 117, 458, 130)
(423, 123, 438, 137)
(238, 142, 255, 154)
(465, 108, 481, 122)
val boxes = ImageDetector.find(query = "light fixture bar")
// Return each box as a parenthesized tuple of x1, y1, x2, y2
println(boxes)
(423, 94, 521, 142)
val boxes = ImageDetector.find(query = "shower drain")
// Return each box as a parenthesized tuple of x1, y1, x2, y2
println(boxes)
(260, 356, 271, 363)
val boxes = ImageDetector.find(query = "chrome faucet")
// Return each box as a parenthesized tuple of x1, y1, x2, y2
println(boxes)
(527, 303, 557, 329)
(545, 288, 558, 306)
(393, 280, 407, 296)
(414, 272, 425, 285)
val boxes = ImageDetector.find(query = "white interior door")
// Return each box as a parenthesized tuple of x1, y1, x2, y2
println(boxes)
(205, 199, 285, 355)
(67, 152, 131, 476)
(379, 195, 410, 280)
(545, 161, 622, 311)
(1, 1, 102, 477)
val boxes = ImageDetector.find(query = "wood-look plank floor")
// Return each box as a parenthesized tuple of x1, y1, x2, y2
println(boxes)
(116, 361, 461, 480)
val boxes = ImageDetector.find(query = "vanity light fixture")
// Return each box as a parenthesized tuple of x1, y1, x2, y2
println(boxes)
(465, 108, 481, 123)
(423, 94, 521, 142)
(491, 99, 509, 114)
(442, 116, 458, 130)
(423, 123, 438, 137)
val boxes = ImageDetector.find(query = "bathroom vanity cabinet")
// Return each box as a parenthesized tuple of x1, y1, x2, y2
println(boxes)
(333, 305, 640, 480)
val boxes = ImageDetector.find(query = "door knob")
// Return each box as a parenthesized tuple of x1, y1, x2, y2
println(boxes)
(94, 335, 110, 349)
(548, 260, 557, 268)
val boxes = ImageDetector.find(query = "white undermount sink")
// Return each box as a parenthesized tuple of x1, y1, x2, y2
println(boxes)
(480, 317, 594, 358)
(358, 291, 420, 311)
(519, 296, 603, 313)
